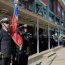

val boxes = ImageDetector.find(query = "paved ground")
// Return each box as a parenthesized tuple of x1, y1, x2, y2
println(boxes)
(51, 47, 65, 65)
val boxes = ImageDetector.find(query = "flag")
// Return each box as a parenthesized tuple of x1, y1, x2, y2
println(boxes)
(10, 3, 23, 48)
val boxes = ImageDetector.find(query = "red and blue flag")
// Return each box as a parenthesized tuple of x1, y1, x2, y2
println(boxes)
(10, 4, 23, 48)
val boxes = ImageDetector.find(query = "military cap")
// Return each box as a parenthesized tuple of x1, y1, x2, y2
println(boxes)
(0, 18, 9, 24)
(18, 24, 27, 30)
(22, 24, 27, 29)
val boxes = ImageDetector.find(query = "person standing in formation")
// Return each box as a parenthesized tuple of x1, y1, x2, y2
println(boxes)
(0, 18, 11, 65)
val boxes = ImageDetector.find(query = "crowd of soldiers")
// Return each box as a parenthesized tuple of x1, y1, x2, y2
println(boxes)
(0, 18, 30, 65)
(0, 18, 60, 65)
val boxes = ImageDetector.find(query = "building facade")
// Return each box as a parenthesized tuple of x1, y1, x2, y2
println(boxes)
(0, 0, 65, 54)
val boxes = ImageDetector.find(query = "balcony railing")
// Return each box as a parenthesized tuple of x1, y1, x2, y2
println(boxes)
(4, 0, 65, 28)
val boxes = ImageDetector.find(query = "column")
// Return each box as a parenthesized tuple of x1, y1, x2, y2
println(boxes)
(48, 25, 50, 49)
(58, 28, 60, 46)
(46, 0, 49, 19)
(37, 19, 39, 53)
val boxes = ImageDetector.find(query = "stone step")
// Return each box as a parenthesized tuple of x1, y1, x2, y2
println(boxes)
(43, 51, 56, 59)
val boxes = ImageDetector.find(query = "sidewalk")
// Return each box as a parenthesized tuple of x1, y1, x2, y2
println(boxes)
(51, 47, 65, 65)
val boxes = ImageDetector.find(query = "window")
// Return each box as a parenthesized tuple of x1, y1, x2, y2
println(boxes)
(49, 0, 54, 12)
(62, 9, 64, 19)
(58, 3, 61, 12)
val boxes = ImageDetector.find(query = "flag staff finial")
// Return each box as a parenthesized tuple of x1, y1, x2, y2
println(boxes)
(14, 0, 18, 4)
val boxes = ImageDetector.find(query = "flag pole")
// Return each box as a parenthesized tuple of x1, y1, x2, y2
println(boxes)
(14, 0, 22, 50)
(14, 0, 20, 50)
